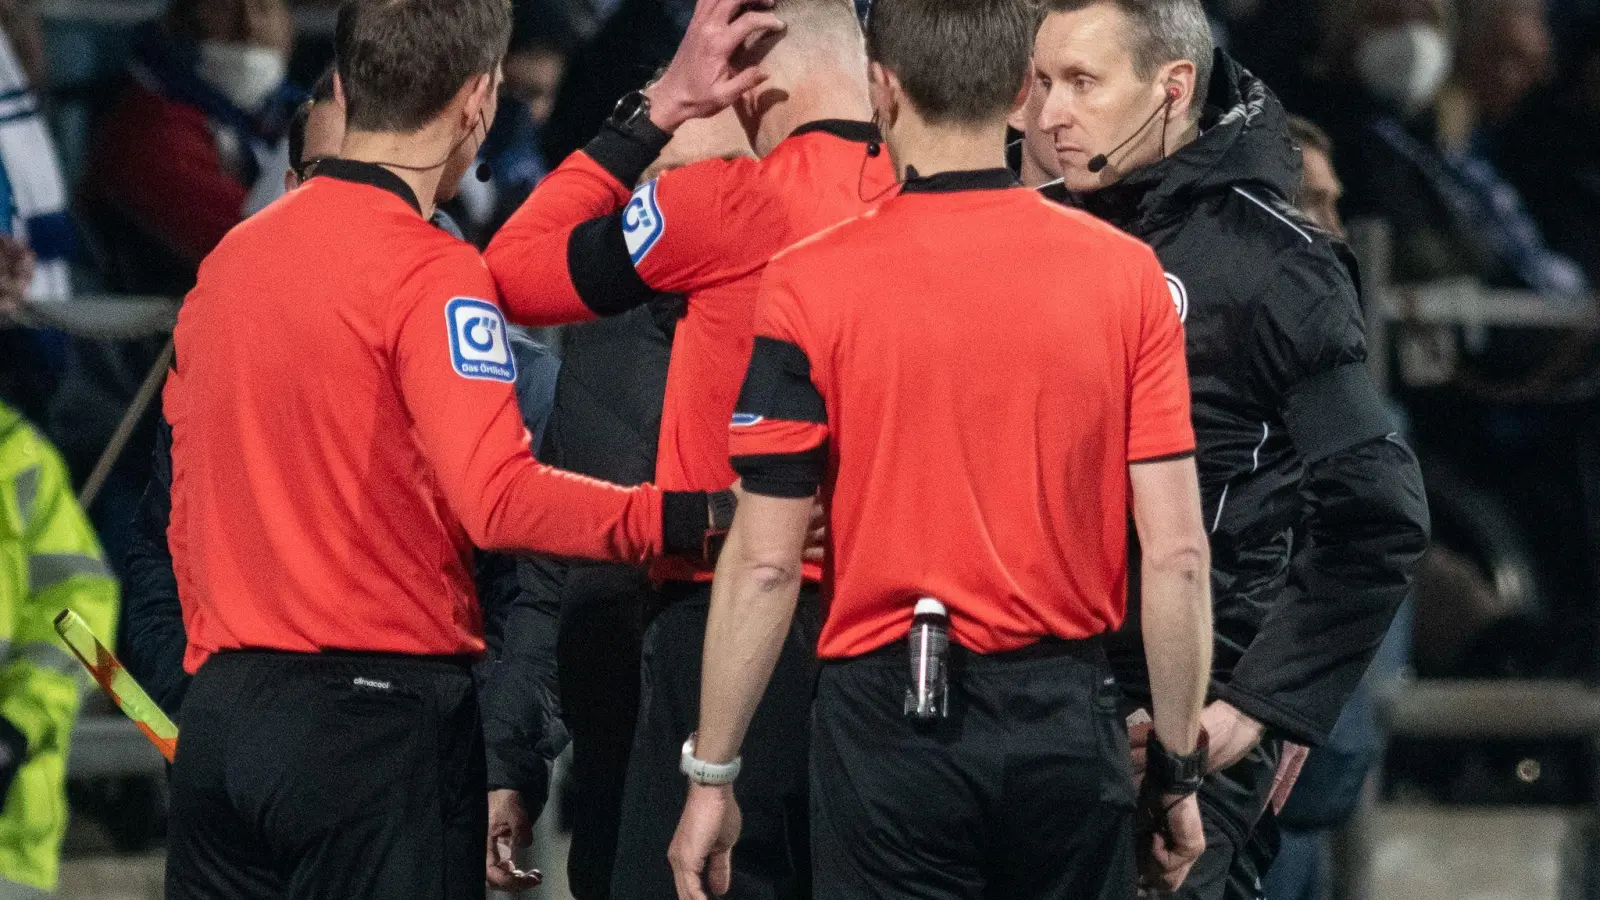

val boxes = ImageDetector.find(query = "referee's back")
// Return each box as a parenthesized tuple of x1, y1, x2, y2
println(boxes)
(734, 172, 1194, 659)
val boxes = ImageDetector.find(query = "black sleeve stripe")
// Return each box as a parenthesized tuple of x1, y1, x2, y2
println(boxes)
(567, 212, 658, 318)
(736, 337, 826, 424)
(733, 448, 826, 499)
(1129, 449, 1197, 465)
(1283, 363, 1396, 464)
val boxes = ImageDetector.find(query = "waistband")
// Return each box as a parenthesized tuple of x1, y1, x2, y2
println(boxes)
(828, 634, 1106, 669)
(212, 647, 476, 674)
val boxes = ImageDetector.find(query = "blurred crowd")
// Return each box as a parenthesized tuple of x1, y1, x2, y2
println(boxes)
(0, 0, 1591, 891)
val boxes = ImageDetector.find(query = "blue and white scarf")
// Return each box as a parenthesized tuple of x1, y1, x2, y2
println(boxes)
(0, 27, 70, 301)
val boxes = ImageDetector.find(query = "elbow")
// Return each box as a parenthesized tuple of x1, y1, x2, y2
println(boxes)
(1144, 534, 1211, 585)
(744, 559, 802, 595)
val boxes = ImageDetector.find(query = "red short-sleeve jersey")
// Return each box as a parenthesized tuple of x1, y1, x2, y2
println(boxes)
(730, 169, 1195, 657)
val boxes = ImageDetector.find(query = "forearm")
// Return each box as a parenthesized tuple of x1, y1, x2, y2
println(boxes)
(1140, 552, 1213, 755)
(1224, 437, 1429, 744)
(486, 124, 670, 326)
(693, 522, 804, 764)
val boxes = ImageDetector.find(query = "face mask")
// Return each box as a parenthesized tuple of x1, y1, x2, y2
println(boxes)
(199, 42, 287, 114)
(1356, 23, 1452, 114)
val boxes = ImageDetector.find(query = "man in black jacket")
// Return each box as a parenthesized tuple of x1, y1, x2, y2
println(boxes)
(1015, 1, 1430, 897)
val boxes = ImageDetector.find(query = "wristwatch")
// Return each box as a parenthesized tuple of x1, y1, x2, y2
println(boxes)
(1145, 728, 1210, 797)
(680, 733, 742, 786)
(608, 88, 670, 145)
(704, 489, 738, 562)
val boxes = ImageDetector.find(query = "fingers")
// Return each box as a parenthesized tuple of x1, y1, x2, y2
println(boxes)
(723, 10, 785, 50)
(671, 855, 711, 900)
(708, 847, 733, 896)
(716, 68, 769, 106)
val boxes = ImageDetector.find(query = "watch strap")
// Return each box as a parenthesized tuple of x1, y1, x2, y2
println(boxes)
(1145, 728, 1209, 797)
(680, 733, 742, 786)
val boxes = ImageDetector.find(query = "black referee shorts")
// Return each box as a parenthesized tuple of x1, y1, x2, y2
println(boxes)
(165, 650, 486, 900)
(811, 639, 1135, 900)
(610, 583, 821, 900)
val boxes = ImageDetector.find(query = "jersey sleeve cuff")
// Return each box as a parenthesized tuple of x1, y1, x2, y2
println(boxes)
(1129, 448, 1197, 465)
(583, 121, 673, 190)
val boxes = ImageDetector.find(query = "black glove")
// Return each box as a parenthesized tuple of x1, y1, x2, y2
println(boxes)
(0, 716, 27, 803)
(662, 489, 738, 562)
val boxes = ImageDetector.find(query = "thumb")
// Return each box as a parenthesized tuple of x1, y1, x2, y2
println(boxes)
(708, 847, 733, 896)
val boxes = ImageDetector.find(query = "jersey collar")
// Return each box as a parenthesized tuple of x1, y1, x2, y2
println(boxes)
(788, 119, 881, 144)
(313, 159, 424, 216)
(900, 167, 1019, 194)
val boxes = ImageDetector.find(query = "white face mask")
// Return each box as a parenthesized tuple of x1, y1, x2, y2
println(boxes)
(199, 42, 287, 114)
(1356, 23, 1453, 114)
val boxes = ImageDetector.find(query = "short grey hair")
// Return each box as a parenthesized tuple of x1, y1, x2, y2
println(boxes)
(1042, 0, 1216, 118)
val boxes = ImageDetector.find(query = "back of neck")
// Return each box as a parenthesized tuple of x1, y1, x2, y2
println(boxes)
(755, 69, 873, 157)
(341, 129, 446, 220)
(891, 119, 1009, 181)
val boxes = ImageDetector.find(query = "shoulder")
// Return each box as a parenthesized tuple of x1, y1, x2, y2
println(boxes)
(767, 206, 882, 274)
(1031, 192, 1164, 275)
(0, 407, 66, 486)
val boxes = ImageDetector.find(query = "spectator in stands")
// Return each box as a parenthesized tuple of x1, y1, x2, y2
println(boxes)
(1295, 0, 1583, 294)
(0, 399, 120, 897)
(541, 0, 691, 163)
(1287, 116, 1344, 238)
(1496, 19, 1600, 286)
(0, 0, 76, 425)
(78, 0, 298, 296)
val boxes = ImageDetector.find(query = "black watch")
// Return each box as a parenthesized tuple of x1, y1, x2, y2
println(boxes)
(611, 89, 652, 130)
(1145, 728, 1209, 797)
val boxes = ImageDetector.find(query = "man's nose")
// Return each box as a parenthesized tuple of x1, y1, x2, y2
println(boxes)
(1037, 88, 1073, 134)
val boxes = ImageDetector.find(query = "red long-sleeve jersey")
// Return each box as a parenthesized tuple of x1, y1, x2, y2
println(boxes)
(166, 160, 664, 671)
(486, 120, 895, 580)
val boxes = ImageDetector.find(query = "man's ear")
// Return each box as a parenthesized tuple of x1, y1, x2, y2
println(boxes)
(1007, 69, 1033, 130)
(1160, 59, 1199, 121)
(867, 61, 899, 129)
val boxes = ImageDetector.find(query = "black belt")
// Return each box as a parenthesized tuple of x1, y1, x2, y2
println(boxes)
(216, 647, 476, 671)
(832, 633, 1105, 667)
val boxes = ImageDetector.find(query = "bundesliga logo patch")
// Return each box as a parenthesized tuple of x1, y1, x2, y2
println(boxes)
(731, 413, 765, 428)
(1165, 272, 1190, 323)
(446, 298, 517, 383)
(623, 179, 666, 265)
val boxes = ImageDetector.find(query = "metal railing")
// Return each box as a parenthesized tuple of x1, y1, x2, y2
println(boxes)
(1342, 220, 1600, 900)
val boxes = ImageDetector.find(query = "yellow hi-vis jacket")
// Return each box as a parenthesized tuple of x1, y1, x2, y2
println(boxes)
(0, 401, 119, 894)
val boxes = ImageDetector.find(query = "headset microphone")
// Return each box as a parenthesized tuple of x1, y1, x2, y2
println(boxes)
(1087, 86, 1178, 174)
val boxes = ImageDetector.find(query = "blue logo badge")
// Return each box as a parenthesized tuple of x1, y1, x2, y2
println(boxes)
(622, 180, 666, 265)
(446, 298, 517, 383)
(731, 413, 765, 428)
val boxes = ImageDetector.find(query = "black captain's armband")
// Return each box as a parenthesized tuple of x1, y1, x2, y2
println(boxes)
(731, 337, 828, 498)
(1282, 363, 1396, 464)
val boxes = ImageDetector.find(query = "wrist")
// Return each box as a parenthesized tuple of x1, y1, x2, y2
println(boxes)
(681, 732, 742, 786)
(642, 81, 694, 133)
(1145, 727, 1209, 798)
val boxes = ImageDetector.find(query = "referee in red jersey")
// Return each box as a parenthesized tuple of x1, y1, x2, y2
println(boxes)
(161, 2, 728, 898)
(669, 1, 1215, 897)
(483, 1, 894, 895)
